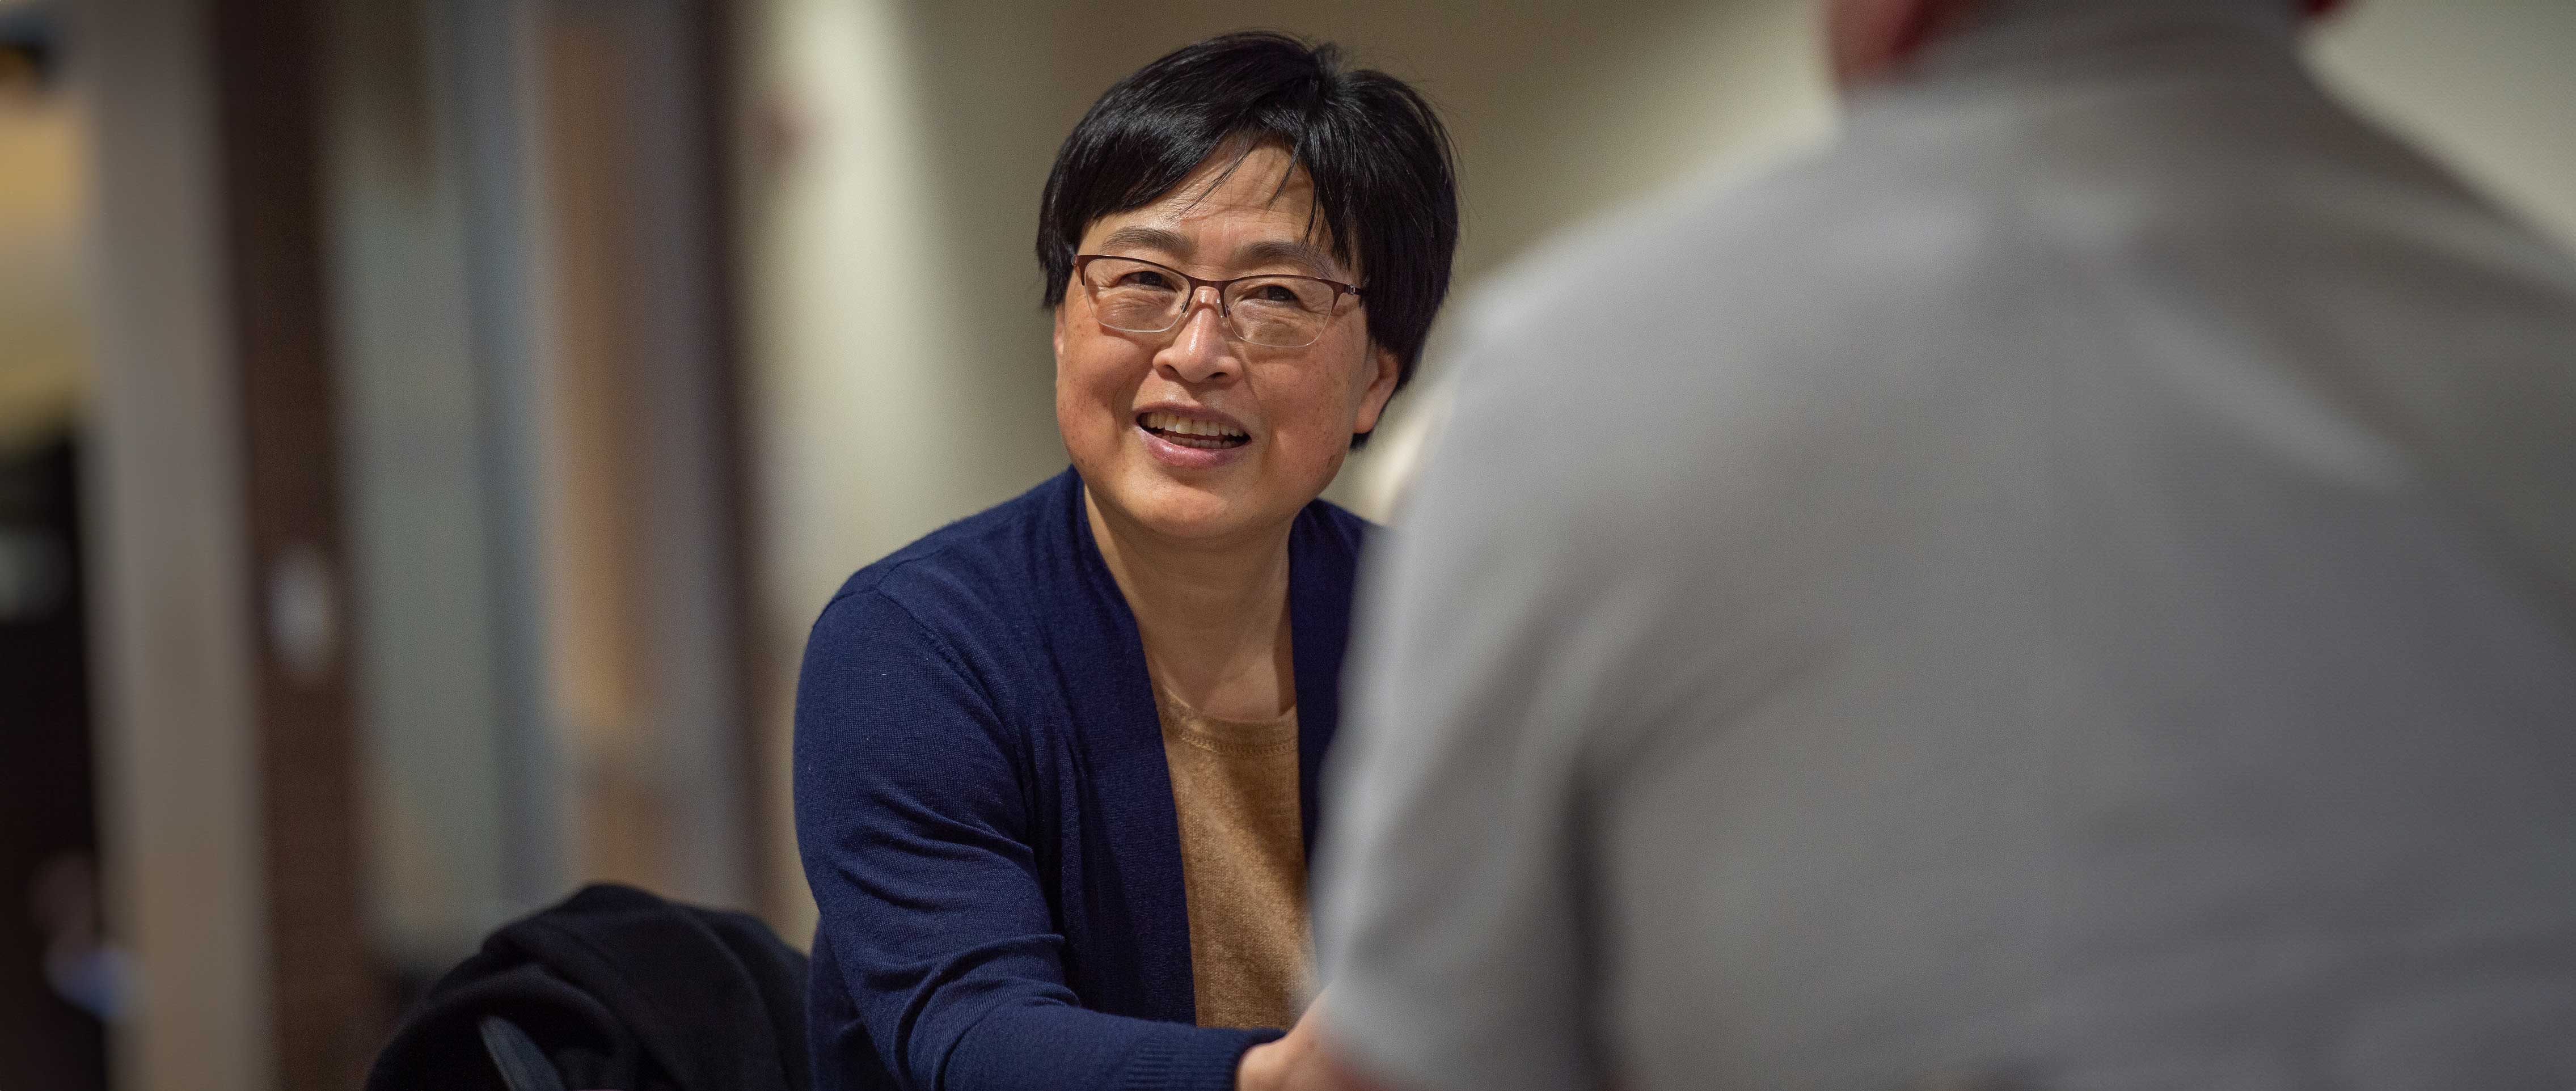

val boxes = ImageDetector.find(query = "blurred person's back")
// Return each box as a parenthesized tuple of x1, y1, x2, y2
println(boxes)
(1317, 0, 2576, 1088)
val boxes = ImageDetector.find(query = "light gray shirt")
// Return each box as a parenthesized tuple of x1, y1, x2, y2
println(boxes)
(1316, 3, 2576, 1089)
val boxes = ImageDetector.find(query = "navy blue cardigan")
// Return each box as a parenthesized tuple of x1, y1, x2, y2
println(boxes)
(793, 469, 1369, 1091)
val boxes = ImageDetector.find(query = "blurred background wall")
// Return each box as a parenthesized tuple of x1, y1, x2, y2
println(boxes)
(0, 1, 2570, 1089)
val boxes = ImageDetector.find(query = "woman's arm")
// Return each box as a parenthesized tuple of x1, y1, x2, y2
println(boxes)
(796, 589, 1277, 1091)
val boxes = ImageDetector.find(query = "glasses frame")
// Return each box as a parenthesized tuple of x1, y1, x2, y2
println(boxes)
(1071, 253, 1365, 350)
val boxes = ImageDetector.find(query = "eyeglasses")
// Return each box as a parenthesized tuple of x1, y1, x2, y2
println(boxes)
(1072, 254, 1363, 350)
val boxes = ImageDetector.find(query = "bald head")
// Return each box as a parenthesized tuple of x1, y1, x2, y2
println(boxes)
(1826, 0, 2345, 87)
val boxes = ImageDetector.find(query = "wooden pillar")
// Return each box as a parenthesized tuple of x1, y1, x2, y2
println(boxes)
(209, 0, 381, 1085)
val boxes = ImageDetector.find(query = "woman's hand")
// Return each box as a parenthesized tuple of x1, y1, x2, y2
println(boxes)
(1236, 996, 1339, 1091)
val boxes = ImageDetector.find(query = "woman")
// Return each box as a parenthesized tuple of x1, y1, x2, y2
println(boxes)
(793, 32, 1459, 1091)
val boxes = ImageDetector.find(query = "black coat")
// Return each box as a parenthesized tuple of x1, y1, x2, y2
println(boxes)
(368, 883, 809, 1091)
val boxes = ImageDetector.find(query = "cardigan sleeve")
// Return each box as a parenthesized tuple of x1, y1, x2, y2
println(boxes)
(794, 589, 1277, 1091)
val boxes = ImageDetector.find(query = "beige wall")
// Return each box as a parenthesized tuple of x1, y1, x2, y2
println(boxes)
(740, 0, 2576, 931)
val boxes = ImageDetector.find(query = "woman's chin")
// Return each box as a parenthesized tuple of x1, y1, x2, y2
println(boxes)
(1134, 495, 1253, 542)
(1101, 471, 1262, 541)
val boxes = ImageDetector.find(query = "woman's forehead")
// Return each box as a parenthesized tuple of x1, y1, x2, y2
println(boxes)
(1080, 146, 1349, 276)
(1131, 149, 1315, 228)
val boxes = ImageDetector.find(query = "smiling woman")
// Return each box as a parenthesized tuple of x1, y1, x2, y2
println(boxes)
(790, 31, 1458, 1091)
(1056, 141, 1400, 551)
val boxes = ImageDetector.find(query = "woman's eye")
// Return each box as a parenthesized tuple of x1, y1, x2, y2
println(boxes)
(1251, 284, 1299, 303)
(1119, 272, 1177, 290)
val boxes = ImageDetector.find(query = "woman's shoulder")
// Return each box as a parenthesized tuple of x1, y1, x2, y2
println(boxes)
(816, 469, 1084, 650)
(1289, 495, 1374, 587)
(1298, 495, 1374, 545)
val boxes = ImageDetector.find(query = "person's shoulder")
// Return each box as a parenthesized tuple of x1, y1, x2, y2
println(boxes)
(816, 469, 1079, 645)
(1451, 131, 1969, 391)
(1430, 135, 1964, 448)
(1398, 133, 2009, 548)
(1468, 146, 1857, 323)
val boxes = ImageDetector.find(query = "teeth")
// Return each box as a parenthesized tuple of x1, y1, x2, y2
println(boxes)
(1142, 412, 1246, 439)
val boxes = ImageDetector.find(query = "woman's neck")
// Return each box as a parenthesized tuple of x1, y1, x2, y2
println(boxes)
(1086, 489, 1296, 722)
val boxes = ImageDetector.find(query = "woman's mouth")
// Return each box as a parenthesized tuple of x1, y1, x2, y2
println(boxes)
(1138, 411, 1249, 450)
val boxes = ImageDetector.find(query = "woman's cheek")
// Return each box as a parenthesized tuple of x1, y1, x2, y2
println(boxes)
(1065, 354, 1130, 437)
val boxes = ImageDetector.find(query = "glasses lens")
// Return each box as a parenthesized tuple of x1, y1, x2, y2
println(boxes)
(1226, 276, 1338, 348)
(1083, 258, 1186, 333)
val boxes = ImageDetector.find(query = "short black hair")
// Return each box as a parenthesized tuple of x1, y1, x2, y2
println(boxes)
(1038, 32, 1460, 398)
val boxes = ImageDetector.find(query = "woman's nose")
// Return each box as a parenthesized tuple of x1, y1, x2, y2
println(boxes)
(1156, 288, 1238, 383)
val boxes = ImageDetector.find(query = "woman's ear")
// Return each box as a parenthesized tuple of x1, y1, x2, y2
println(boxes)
(1352, 345, 1403, 437)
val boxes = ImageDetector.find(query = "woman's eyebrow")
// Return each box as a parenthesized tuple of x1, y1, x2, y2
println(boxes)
(1099, 225, 1191, 256)
(1236, 238, 1341, 276)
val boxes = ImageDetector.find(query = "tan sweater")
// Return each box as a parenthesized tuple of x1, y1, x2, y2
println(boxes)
(1154, 684, 1311, 1030)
